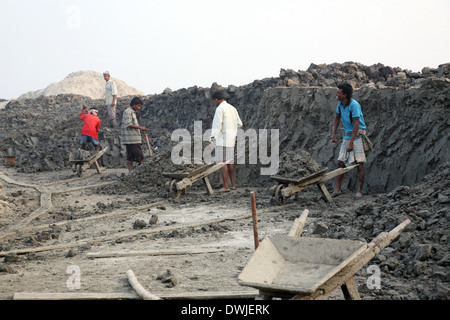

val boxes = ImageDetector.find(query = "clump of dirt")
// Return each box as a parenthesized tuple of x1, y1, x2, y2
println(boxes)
(99, 142, 207, 196)
(275, 150, 327, 179)
(100, 140, 327, 197)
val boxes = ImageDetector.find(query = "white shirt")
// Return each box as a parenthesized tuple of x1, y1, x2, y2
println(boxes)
(210, 101, 243, 147)
(105, 80, 118, 105)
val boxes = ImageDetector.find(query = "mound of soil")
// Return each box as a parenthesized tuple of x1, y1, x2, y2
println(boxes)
(0, 62, 448, 301)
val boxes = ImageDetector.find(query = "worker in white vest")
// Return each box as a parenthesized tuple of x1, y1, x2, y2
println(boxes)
(210, 91, 243, 192)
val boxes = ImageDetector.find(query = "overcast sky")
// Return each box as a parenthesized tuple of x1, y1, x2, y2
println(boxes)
(0, 0, 449, 99)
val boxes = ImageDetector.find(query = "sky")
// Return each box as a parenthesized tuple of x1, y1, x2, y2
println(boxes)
(0, 0, 449, 100)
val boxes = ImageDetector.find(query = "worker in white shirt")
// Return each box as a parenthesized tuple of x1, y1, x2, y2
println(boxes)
(210, 91, 243, 192)
(103, 71, 118, 128)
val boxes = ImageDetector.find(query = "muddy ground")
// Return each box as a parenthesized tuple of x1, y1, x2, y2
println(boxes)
(0, 152, 345, 300)
(0, 149, 448, 301)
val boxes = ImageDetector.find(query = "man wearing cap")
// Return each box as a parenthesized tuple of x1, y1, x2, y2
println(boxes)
(103, 71, 118, 128)
(79, 105, 102, 167)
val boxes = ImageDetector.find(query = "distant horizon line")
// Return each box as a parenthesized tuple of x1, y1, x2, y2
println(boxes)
(1, 61, 448, 101)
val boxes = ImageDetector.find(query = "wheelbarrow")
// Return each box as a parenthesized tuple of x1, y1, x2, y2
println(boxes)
(70, 147, 109, 177)
(162, 161, 231, 199)
(238, 209, 411, 300)
(270, 165, 359, 205)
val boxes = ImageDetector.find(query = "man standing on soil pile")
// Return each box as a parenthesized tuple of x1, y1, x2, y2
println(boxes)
(103, 71, 118, 128)
(210, 91, 243, 192)
(331, 83, 367, 198)
(121, 97, 147, 171)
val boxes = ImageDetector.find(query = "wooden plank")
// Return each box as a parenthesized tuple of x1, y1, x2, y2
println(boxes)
(13, 292, 140, 300)
(162, 164, 212, 179)
(85, 147, 108, 168)
(13, 290, 259, 300)
(73, 147, 108, 170)
(288, 209, 309, 237)
(0, 201, 165, 242)
(162, 172, 189, 179)
(176, 161, 229, 191)
(0, 173, 53, 233)
(281, 184, 308, 199)
(270, 168, 328, 184)
(186, 163, 214, 177)
(1, 201, 274, 257)
(270, 176, 302, 184)
(52, 182, 113, 194)
(94, 161, 101, 174)
(282, 165, 359, 198)
(43, 173, 100, 187)
(317, 183, 333, 203)
(87, 248, 225, 258)
(6, 188, 53, 232)
(161, 290, 259, 300)
(341, 277, 361, 300)
(69, 160, 86, 164)
(202, 177, 214, 196)
(0, 214, 250, 257)
(126, 270, 161, 300)
(320, 164, 359, 181)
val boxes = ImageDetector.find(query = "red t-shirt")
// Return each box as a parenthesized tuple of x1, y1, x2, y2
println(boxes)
(80, 110, 101, 139)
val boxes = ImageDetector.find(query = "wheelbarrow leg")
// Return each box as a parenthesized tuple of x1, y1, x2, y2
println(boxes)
(202, 177, 214, 196)
(317, 183, 333, 203)
(76, 164, 83, 177)
(341, 277, 361, 300)
(94, 161, 101, 174)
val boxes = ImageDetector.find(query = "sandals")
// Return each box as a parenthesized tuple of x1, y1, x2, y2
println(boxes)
(218, 188, 231, 193)
(331, 190, 342, 198)
(331, 191, 364, 198)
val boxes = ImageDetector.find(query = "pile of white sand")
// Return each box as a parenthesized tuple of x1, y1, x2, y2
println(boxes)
(17, 70, 145, 100)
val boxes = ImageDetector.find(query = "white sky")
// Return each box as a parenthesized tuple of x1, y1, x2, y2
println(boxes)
(0, 0, 449, 99)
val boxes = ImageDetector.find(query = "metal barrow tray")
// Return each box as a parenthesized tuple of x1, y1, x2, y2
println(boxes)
(238, 235, 367, 295)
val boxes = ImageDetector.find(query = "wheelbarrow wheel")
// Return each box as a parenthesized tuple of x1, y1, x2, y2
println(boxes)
(76, 164, 83, 177)
(275, 184, 287, 205)
(169, 179, 181, 200)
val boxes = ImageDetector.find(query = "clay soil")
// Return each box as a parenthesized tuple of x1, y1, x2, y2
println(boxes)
(0, 161, 385, 301)
(1, 151, 448, 302)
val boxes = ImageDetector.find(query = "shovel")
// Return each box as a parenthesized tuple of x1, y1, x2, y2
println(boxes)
(145, 132, 153, 157)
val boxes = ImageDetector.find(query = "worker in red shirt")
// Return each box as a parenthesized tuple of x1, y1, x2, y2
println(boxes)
(80, 105, 101, 150)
